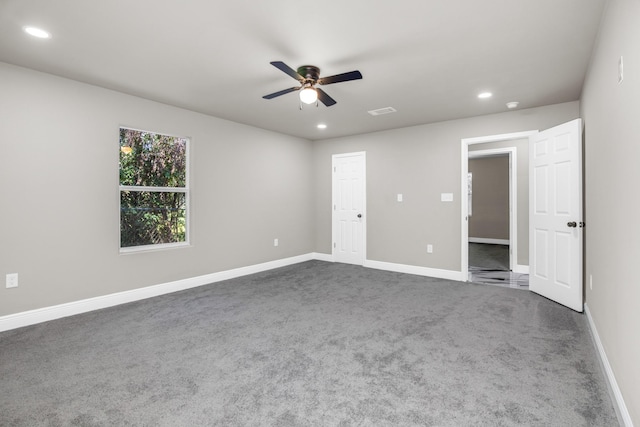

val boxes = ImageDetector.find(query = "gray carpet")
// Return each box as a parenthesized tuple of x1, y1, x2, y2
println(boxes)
(0, 261, 617, 426)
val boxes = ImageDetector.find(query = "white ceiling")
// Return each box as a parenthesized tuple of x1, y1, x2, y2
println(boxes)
(0, 0, 606, 140)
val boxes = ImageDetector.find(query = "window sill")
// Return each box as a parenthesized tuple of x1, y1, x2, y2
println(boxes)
(119, 241, 191, 255)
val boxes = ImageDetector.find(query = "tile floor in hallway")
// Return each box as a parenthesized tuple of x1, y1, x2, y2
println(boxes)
(468, 243, 529, 289)
(468, 266, 529, 289)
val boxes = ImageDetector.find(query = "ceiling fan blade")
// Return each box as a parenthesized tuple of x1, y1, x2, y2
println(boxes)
(318, 70, 363, 85)
(316, 88, 337, 106)
(270, 61, 304, 81)
(262, 87, 300, 99)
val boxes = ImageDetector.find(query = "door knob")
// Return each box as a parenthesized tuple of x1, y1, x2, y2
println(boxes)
(567, 221, 577, 228)
(357, 214, 362, 218)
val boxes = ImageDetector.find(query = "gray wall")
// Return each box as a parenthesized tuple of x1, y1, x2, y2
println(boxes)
(581, 0, 640, 423)
(313, 102, 579, 271)
(0, 63, 314, 317)
(468, 156, 509, 241)
(469, 138, 529, 265)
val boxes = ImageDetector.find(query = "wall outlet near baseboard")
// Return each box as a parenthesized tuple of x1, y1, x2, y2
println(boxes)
(6, 273, 18, 288)
(427, 244, 433, 253)
(274, 238, 279, 247)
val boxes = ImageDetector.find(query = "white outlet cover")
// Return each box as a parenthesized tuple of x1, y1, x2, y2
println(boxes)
(6, 273, 18, 288)
(397, 194, 403, 202)
(441, 193, 453, 202)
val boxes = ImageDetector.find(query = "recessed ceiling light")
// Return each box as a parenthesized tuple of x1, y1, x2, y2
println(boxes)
(317, 124, 327, 129)
(23, 26, 51, 39)
(367, 107, 397, 116)
(478, 92, 492, 99)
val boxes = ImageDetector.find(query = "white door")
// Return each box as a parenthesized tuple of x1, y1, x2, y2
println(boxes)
(332, 152, 366, 265)
(529, 119, 583, 312)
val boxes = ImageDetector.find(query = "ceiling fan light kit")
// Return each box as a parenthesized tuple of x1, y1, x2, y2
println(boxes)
(263, 61, 362, 108)
(299, 86, 318, 104)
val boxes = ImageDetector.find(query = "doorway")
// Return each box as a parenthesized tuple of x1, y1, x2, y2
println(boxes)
(468, 150, 513, 267)
(461, 121, 583, 311)
(461, 131, 537, 284)
(467, 148, 528, 289)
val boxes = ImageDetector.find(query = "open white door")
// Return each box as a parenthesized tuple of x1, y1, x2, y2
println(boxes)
(332, 152, 366, 265)
(529, 119, 583, 312)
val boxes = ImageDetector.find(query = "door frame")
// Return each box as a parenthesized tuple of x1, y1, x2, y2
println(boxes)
(468, 148, 517, 272)
(461, 131, 537, 282)
(332, 151, 367, 265)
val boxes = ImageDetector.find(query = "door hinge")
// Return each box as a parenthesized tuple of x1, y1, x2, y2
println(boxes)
(333, 166, 336, 172)
(333, 204, 336, 211)
(333, 242, 336, 248)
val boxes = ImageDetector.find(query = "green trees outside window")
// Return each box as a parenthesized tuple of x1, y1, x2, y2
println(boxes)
(119, 128, 188, 249)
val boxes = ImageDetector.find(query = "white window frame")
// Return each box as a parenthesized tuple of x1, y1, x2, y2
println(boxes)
(118, 127, 190, 253)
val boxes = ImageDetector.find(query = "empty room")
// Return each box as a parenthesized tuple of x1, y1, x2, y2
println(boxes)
(1, 0, 638, 425)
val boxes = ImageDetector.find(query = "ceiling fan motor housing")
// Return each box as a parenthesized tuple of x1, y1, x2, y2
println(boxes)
(297, 65, 320, 83)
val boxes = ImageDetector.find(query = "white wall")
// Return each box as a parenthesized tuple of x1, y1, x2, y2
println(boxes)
(581, 0, 640, 423)
(313, 102, 579, 272)
(0, 62, 314, 317)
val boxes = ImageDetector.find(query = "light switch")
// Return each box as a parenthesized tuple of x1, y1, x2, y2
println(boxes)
(441, 193, 453, 202)
(619, 56, 624, 83)
(397, 194, 403, 202)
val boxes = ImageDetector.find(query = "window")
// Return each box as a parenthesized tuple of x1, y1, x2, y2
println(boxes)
(119, 127, 189, 251)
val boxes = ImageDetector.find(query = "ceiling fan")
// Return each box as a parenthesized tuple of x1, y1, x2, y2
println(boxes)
(262, 61, 363, 107)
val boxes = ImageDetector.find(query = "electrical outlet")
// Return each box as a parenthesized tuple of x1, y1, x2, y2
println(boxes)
(274, 238, 279, 247)
(427, 244, 433, 253)
(6, 273, 18, 289)
(397, 194, 403, 202)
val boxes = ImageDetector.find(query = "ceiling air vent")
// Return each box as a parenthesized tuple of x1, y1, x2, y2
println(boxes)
(367, 107, 397, 116)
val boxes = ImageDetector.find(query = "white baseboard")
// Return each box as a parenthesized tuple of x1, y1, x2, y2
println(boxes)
(0, 254, 464, 333)
(469, 237, 510, 245)
(364, 259, 464, 282)
(513, 264, 530, 274)
(311, 252, 334, 262)
(0, 253, 319, 333)
(585, 304, 633, 427)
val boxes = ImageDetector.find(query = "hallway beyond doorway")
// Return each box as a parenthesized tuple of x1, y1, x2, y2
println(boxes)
(468, 243, 529, 289)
